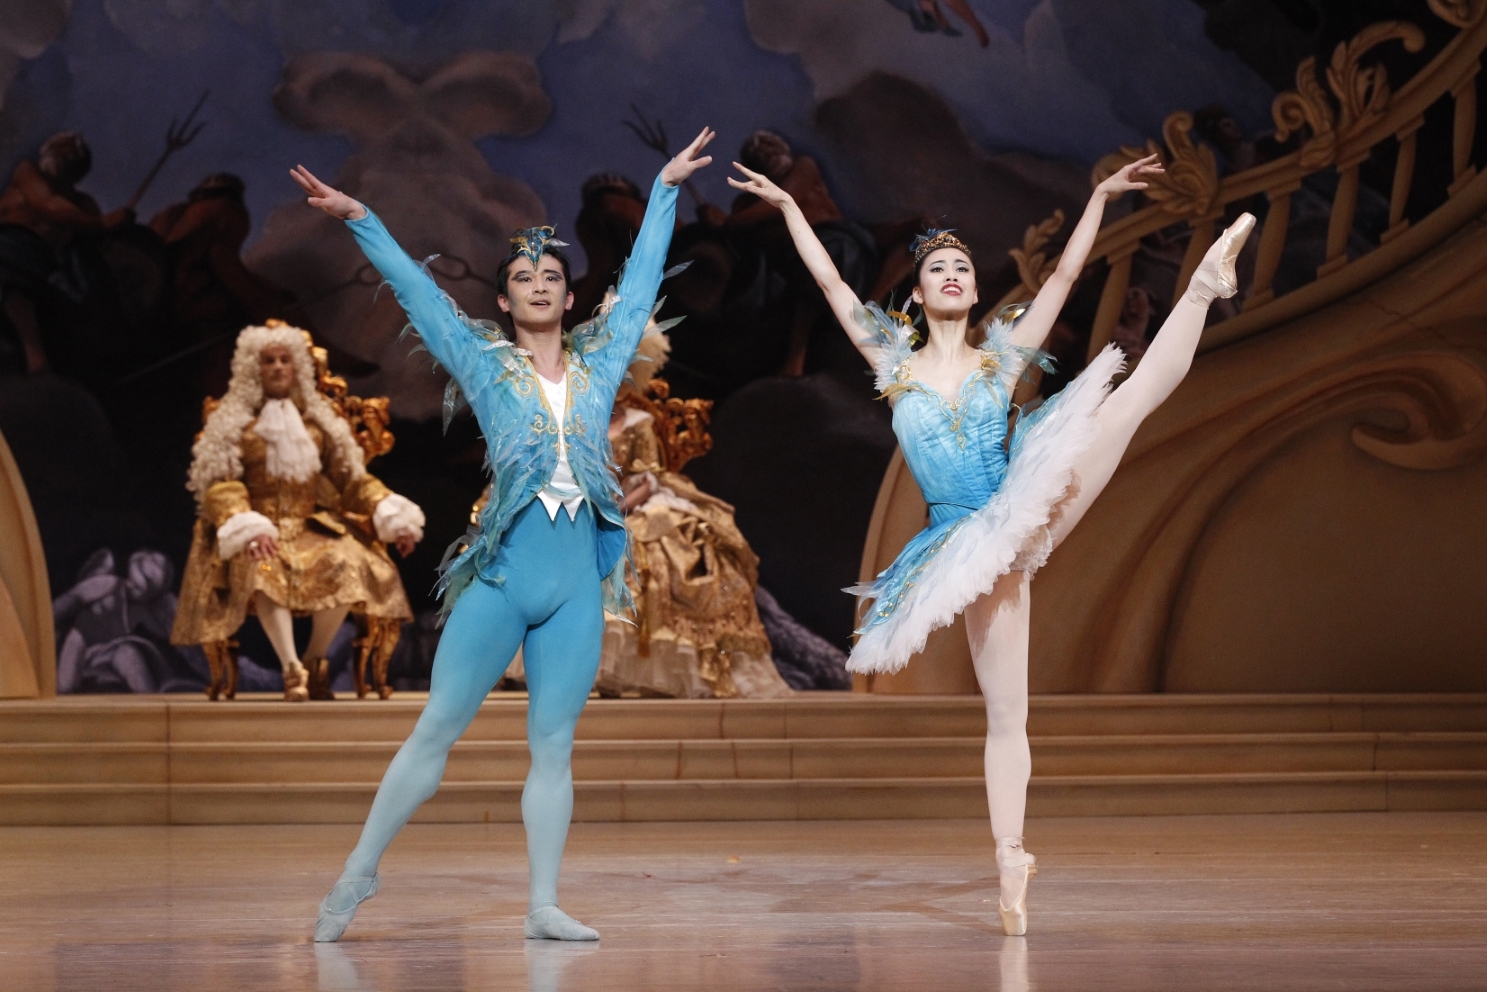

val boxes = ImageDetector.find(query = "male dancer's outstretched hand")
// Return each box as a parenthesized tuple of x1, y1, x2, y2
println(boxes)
(290, 165, 367, 221)
(659, 127, 716, 188)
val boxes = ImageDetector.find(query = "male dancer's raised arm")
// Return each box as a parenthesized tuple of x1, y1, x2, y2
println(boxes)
(585, 127, 712, 392)
(289, 165, 487, 391)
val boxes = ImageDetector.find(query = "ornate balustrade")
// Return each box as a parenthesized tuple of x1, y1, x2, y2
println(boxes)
(996, 0, 1487, 371)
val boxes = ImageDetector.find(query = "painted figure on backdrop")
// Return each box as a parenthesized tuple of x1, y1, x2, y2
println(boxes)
(884, 0, 991, 47)
(729, 153, 1254, 936)
(56, 549, 200, 695)
(170, 323, 425, 701)
(569, 174, 650, 328)
(592, 128, 921, 389)
(703, 130, 880, 376)
(149, 173, 311, 396)
(289, 125, 715, 943)
(0, 131, 133, 375)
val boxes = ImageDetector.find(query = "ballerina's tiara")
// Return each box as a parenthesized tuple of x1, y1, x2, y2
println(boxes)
(508, 225, 569, 266)
(911, 228, 972, 265)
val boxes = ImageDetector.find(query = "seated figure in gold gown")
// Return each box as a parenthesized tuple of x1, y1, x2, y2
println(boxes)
(600, 328, 790, 698)
(170, 322, 425, 700)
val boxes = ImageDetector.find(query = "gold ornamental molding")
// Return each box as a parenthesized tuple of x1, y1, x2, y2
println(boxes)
(1430, 0, 1487, 29)
(1273, 21, 1427, 169)
(1007, 209, 1064, 298)
(1092, 111, 1221, 220)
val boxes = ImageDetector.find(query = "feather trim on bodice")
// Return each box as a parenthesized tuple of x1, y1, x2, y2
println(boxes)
(853, 301, 917, 397)
(853, 300, 1052, 402)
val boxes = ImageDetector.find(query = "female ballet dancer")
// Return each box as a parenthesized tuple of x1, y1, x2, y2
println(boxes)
(729, 155, 1253, 936)
(290, 127, 716, 943)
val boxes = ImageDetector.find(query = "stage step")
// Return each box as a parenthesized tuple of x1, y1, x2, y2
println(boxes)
(7, 693, 1487, 744)
(6, 732, 1487, 786)
(2, 694, 1486, 824)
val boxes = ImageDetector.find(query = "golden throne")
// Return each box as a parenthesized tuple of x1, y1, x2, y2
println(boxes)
(617, 377, 713, 473)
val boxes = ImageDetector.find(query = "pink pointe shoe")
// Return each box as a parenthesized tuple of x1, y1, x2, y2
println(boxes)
(1185, 212, 1256, 307)
(996, 842, 1038, 937)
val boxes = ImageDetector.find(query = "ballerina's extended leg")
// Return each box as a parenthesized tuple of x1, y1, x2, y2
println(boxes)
(1048, 212, 1255, 545)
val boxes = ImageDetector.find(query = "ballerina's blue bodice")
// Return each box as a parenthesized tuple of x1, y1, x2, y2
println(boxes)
(890, 356, 1016, 531)
(346, 175, 679, 616)
(855, 303, 1049, 628)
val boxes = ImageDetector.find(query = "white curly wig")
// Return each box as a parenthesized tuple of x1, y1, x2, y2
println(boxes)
(187, 324, 366, 503)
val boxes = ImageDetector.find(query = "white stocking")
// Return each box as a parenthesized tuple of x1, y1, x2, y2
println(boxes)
(253, 592, 301, 674)
(305, 606, 350, 660)
(965, 570, 1034, 904)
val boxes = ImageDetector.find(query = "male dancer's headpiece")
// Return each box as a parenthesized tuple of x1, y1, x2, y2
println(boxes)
(508, 225, 569, 266)
(911, 228, 972, 265)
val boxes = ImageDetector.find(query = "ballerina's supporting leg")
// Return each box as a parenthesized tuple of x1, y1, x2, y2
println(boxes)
(1047, 212, 1255, 547)
(964, 570, 1037, 935)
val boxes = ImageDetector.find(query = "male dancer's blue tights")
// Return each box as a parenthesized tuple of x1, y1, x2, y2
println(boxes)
(317, 500, 604, 941)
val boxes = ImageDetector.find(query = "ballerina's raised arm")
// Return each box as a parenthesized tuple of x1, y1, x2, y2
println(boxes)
(1003, 153, 1163, 350)
(728, 153, 1164, 358)
(727, 161, 884, 363)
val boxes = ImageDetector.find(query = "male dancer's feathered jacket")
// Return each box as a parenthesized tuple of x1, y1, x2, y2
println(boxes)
(346, 175, 679, 617)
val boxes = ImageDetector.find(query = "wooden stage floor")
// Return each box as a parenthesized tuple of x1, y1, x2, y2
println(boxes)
(2, 813, 1485, 991)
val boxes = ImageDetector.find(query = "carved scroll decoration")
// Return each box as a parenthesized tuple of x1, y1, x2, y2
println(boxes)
(1273, 22, 1427, 169)
(295, 328, 398, 462)
(1063, 348, 1487, 692)
(1008, 209, 1065, 296)
(1348, 352, 1487, 469)
(1092, 111, 1219, 218)
(617, 377, 714, 474)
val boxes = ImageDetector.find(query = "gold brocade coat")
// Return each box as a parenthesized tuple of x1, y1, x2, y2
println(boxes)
(170, 418, 412, 646)
(604, 413, 783, 698)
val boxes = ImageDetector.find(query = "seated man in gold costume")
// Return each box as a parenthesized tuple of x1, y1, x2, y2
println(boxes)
(171, 322, 425, 700)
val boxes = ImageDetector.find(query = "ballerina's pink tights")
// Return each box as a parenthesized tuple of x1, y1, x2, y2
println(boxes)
(965, 294, 1211, 899)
